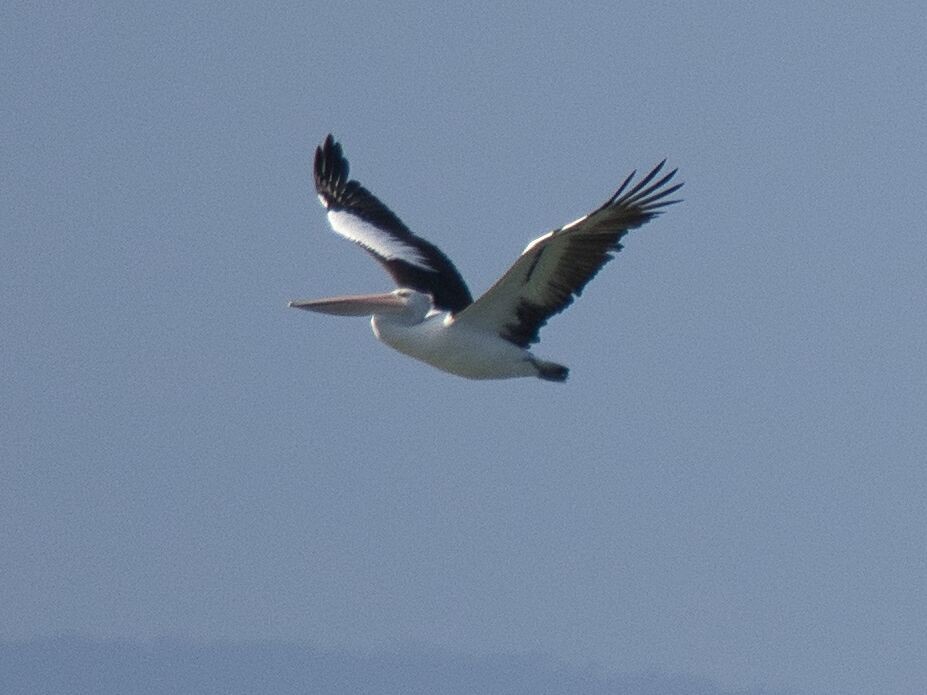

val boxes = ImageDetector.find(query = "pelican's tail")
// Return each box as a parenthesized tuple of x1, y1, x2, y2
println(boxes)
(533, 359, 569, 382)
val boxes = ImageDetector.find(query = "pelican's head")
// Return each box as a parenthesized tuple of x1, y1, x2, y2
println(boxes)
(289, 288, 432, 324)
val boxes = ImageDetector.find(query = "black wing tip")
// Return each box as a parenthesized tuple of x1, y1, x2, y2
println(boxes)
(603, 160, 684, 213)
(314, 134, 349, 202)
(315, 133, 339, 166)
(613, 160, 684, 211)
(317, 133, 339, 157)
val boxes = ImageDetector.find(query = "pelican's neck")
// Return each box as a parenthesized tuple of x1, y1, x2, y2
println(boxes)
(379, 291, 432, 325)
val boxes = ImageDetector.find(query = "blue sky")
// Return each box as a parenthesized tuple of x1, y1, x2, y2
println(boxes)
(2, 3, 925, 694)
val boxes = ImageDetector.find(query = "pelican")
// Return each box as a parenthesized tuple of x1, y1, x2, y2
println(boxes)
(290, 135, 683, 382)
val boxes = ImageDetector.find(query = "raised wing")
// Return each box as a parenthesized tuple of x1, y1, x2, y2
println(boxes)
(453, 162, 682, 347)
(313, 135, 473, 313)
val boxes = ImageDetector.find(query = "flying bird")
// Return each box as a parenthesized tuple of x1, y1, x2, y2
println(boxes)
(290, 135, 682, 382)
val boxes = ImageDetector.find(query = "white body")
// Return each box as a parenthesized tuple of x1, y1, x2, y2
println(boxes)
(372, 311, 539, 380)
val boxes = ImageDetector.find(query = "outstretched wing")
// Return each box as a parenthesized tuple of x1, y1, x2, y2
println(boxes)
(452, 161, 682, 347)
(313, 135, 473, 313)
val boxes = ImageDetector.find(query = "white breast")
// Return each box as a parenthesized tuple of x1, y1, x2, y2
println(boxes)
(372, 313, 537, 380)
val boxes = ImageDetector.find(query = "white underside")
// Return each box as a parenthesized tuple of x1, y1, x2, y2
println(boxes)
(372, 313, 541, 380)
(327, 210, 434, 271)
